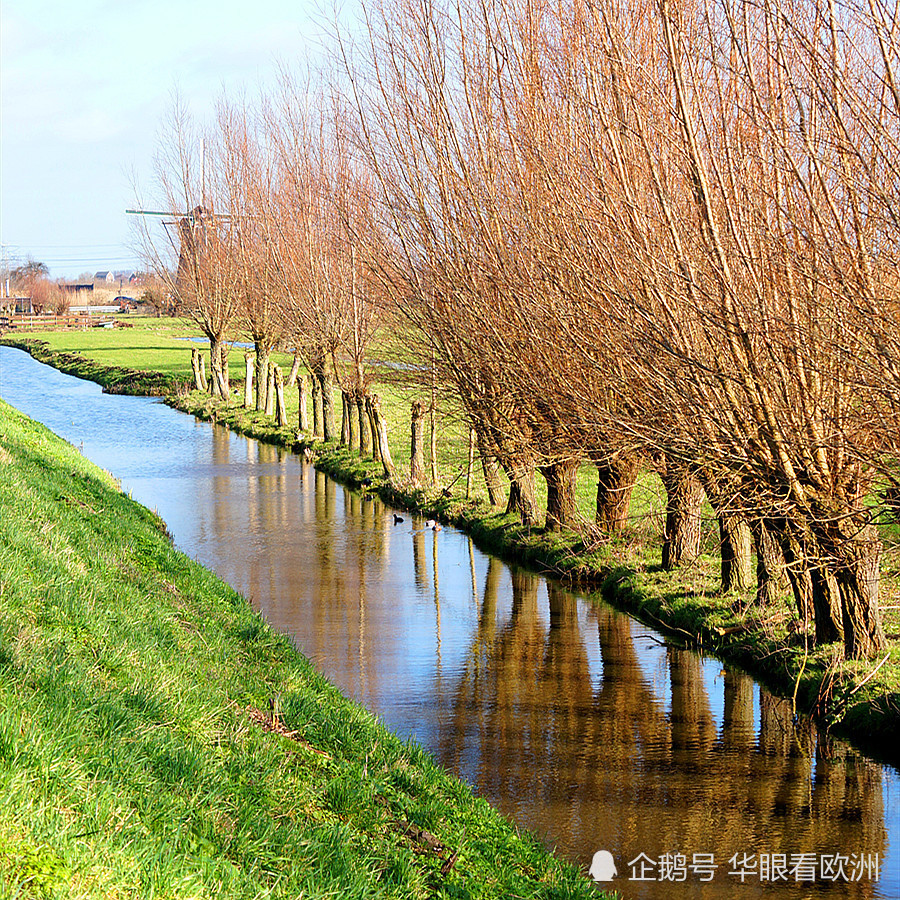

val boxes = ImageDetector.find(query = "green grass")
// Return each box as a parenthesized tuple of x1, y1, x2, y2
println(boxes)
(0, 320, 278, 392)
(0, 398, 603, 899)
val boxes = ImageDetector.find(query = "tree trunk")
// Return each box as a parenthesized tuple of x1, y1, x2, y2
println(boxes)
(348, 391, 359, 451)
(411, 400, 426, 485)
(215, 364, 229, 401)
(265, 363, 275, 417)
(191, 347, 203, 391)
(286, 351, 301, 388)
(243, 352, 253, 409)
(505, 461, 538, 528)
(217, 369, 231, 403)
(810, 565, 844, 646)
(212, 342, 229, 399)
(341, 390, 351, 446)
(208, 340, 222, 398)
(776, 520, 817, 630)
(298, 373, 310, 432)
(696, 465, 755, 593)
(199, 354, 208, 392)
(466, 427, 476, 498)
(320, 371, 335, 441)
(750, 519, 786, 607)
(660, 459, 703, 569)
(593, 453, 640, 533)
(775, 519, 846, 645)
(312, 375, 323, 438)
(357, 394, 372, 457)
(366, 396, 381, 462)
(820, 521, 885, 659)
(220, 347, 229, 395)
(368, 394, 395, 479)
(255, 346, 269, 412)
(540, 458, 580, 532)
(475, 427, 504, 506)
(274, 365, 287, 426)
(719, 514, 753, 592)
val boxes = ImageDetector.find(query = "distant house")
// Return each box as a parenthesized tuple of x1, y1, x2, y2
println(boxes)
(94, 271, 115, 284)
(0, 295, 22, 314)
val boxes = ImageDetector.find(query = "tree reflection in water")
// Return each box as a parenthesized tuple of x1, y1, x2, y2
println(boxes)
(441, 566, 887, 899)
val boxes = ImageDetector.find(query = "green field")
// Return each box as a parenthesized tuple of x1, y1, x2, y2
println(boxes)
(0, 397, 602, 899)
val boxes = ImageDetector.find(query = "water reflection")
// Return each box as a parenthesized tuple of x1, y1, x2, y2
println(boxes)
(0, 345, 896, 899)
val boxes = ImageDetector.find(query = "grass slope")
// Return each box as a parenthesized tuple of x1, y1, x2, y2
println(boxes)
(0, 399, 601, 899)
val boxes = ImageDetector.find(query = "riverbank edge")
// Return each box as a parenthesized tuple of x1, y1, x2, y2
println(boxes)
(0, 396, 602, 898)
(0, 333, 186, 396)
(4, 335, 899, 768)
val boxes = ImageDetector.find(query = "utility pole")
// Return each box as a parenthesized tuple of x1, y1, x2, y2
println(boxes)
(0, 244, 11, 301)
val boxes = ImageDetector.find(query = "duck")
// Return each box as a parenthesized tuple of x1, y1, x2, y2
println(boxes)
(393, 513, 404, 525)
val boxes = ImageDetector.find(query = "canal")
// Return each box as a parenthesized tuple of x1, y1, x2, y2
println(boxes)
(1, 344, 897, 898)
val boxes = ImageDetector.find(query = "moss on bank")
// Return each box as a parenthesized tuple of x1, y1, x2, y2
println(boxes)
(5, 335, 900, 770)
(0, 398, 601, 899)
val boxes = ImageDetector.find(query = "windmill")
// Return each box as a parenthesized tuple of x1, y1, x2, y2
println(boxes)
(126, 205, 215, 311)
(126, 205, 246, 291)
(125, 137, 228, 295)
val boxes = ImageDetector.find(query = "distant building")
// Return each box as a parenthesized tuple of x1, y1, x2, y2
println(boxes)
(94, 271, 115, 284)
(61, 283, 94, 294)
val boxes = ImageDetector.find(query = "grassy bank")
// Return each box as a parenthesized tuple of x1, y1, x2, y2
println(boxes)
(0, 333, 186, 396)
(0, 398, 601, 899)
(4, 329, 899, 768)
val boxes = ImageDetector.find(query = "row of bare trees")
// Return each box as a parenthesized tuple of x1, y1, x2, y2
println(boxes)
(141, 0, 900, 659)
(141, 86, 387, 432)
(5, 260, 72, 315)
(341, 0, 900, 659)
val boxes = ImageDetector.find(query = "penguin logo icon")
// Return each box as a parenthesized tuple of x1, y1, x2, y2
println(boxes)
(589, 850, 617, 882)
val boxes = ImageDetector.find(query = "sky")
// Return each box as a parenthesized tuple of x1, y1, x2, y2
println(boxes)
(1, 0, 339, 279)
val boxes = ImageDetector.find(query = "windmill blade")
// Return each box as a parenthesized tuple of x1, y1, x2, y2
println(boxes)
(126, 207, 244, 226)
(126, 208, 189, 218)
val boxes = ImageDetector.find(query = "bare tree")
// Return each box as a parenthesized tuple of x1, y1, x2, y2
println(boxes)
(143, 99, 242, 399)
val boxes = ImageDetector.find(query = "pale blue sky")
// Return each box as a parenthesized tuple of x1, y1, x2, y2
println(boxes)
(1, 0, 336, 278)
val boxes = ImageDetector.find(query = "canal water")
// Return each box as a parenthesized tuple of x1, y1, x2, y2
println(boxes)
(1, 344, 897, 898)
